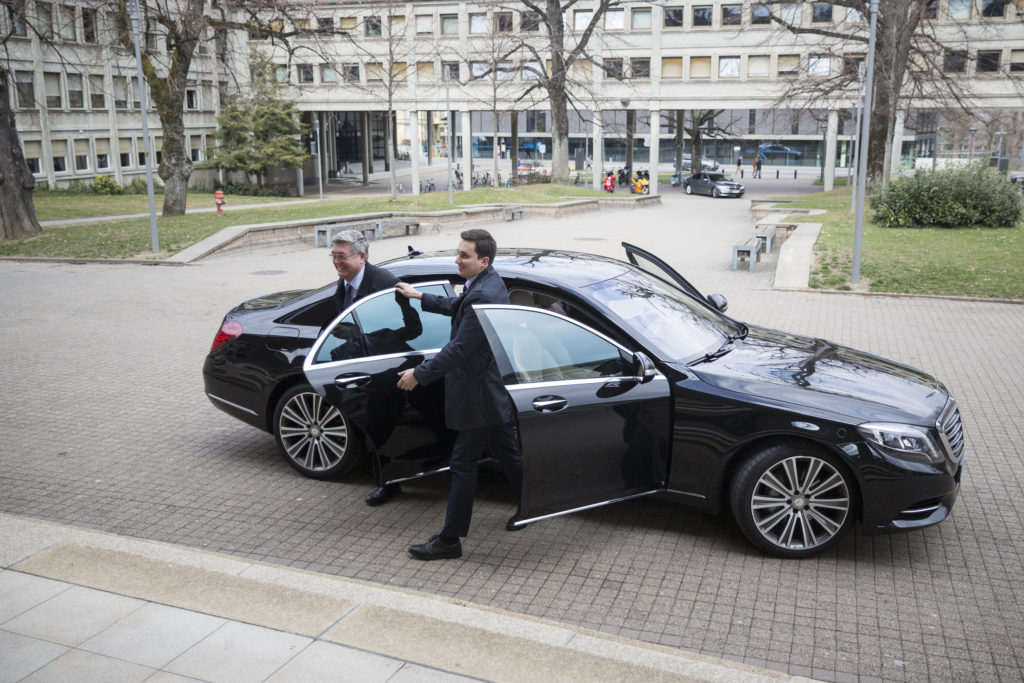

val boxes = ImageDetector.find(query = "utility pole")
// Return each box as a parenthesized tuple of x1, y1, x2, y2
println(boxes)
(852, 0, 878, 285)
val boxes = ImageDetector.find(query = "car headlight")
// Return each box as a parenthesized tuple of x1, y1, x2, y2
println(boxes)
(857, 423, 944, 464)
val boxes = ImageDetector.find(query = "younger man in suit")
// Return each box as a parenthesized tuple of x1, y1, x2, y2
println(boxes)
(395, 229, 522, 560)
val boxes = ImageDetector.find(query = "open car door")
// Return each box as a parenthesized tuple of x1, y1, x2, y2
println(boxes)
(622, 242, 727, 312)
(303, 281, 458, 484)
(473, 304, 672, 528)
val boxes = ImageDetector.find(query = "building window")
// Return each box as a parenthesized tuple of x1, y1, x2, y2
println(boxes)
(574, 9, 592, 30)
(339, 17, 356, 33)
(321, 65, 338, 82)
(66, 73, 83, 108)
(843, 54, 865, 76)
(119, 138, 131, 167)
(95, 138, 109, 170)
(37, 2, 53, 39)
(522, 61, 541, 80)
(185, 88, 198, 109)
(778, 54, 800, 77)
(748, 55, 770, 78)
(415, 15, 431, 34)
(74, 139, 89, 171)
(923, 1, 938, 19)
(631, 8, 651, 30)
(752, 4, 771, 24)
(630, 58, 650, 79)
(812, 3, 833, 23)
(14, 71, 35, 108)
(113, 76, 127, 109)
(692, 6, 712, 26)
(365, 16, 381, 36)
(23, 141, 41, 174)
(316, 17, 333, 33)
(367, 63, 384, 81)
(298, 64, 314, 83)
(190, 135, 202, 162)
(809, 56, 830, 76)
(441, 14, 458, 35)
(342, 64, 359, 82)
(664, 7, 684, 27)
(948, 0, 971, 19)
(719, 56, 739, 78)
(89, 75, 105, 108)
(1011, 49, 1024, 72)
(780, 3, 801, 24)
(470, 13, 486, 33)
(43, 72, 62, 109)
(944, 50, 967, 73)
(605, 9, 624, 29)
(274, 65, 288, 83)
(6, 4, 27, 36)
(52, 139, 67, 172)
(690, 56, 711, 78)
(497, 61, 514, 80)
(603, 58, 623, 79)
(495, 12, 512, 32)
(82, 8, 96, 42)
(981, 0, 1007, 17)
(721, 5, 742, 25)
(662, 57, 682, 79)
(416, 61, 435, 81)
(470, 61, 488, 78)
(154, 138, 162, 165)
(138, 137, 147, 166)
(521, 11, 540, 32)
(59, 4, 75, 40)
(846, 6, 866, 22)
(131, 77, 141, 109)
(443, 62, 460, 80)
(977, 51, 1001, 72)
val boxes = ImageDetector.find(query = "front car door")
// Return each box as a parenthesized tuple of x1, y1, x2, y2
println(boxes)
(623, 242, 710, 302)
(303, 282, 457, 482)
(473, 305, 672, 527)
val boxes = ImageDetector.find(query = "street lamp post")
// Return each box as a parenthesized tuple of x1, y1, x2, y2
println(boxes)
(851, 0, 879, 285)
(995, 130, 1007, 169)
(968, 127, 978, 161)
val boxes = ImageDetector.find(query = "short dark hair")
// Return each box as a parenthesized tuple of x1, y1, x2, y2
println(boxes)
(461, 228, 496, 264)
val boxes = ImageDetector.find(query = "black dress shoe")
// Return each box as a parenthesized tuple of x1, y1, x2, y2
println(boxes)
(364, 483, 402, 507)
(409, 535, 462, 560)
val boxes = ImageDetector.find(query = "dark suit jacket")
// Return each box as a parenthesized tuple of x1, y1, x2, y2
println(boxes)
(335, 262, 399, 312)
(413, 265, 512, 431)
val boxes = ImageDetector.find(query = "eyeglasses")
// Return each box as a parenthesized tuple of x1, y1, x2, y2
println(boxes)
(330, 252, 358, 262)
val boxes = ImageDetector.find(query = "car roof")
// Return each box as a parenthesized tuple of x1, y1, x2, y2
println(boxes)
(382, 248, 632, 289)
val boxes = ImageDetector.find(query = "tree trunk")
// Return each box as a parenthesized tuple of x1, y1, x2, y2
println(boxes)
(548, 86, 570, 184)
(0, 66, 42, 240)
(510, 112, 519, 185)
(675, 111, 684, 171)
(492, 108, 500, 187)
(626, 110, 635, 178)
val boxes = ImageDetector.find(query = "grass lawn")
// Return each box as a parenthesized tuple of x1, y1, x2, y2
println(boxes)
(780, 189, 1024, 299)
(31, 190, 293, 221)
(3, 184, 606, 260)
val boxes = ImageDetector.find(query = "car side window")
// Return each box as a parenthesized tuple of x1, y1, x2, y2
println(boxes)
(484, 308, 632, 384)
(313, 284, 450, 363)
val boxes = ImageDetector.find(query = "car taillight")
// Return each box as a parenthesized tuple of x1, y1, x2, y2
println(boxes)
(210, 320, 243, 353)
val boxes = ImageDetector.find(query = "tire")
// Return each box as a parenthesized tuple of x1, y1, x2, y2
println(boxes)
(642, 185, 649, 195)
(273, 384, 363, 479)
(713, 187, 721, 198)
(684, 184, 693, 195)
(730, 442, 854, 558)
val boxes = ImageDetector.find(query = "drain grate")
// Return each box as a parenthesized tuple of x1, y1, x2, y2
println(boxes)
(249, 270, 288, 276)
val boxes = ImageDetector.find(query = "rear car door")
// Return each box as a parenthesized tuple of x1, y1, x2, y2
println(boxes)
(303, 282, 457, 482)
(473, 305, 672, 527)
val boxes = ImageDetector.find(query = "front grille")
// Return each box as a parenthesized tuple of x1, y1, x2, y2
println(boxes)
(938, 402, 965, 462)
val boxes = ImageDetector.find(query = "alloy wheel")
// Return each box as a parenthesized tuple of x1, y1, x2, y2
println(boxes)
(277, 389, 352, 476)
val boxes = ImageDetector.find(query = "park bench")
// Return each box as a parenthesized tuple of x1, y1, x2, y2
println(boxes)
(314, 219, 420, 247)
(731, 237, 765, 272)
(753, 229, 775, 255)
(755, 213, 798, 239)
(502, 206, 525, 221)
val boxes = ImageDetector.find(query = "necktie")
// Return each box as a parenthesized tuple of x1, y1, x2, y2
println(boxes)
(344, 283, 355, 309)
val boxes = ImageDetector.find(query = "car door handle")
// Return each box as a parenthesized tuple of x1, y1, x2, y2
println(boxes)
(334, 374, 372, 389)
(532, 396, 567, 413)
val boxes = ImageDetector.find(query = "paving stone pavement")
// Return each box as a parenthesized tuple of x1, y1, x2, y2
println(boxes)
(1, 189, 1023, 682)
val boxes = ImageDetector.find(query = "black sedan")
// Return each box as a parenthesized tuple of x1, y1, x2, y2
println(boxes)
(683, 172, 745, 198)
(204, 243, 964, 558)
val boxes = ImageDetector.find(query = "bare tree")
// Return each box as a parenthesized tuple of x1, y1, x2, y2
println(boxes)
(764, 0, 1022, 191)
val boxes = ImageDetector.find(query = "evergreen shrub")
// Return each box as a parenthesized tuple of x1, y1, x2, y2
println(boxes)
(91, 175, 124, 195)
(871, 165, 1023, 228)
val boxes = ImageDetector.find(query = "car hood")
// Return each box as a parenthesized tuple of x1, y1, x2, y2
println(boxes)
(233, 289, 313, 312)
(688, 326, 946, 425)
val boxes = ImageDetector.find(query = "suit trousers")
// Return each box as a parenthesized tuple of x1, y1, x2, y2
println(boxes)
(440, 422, 522, 539)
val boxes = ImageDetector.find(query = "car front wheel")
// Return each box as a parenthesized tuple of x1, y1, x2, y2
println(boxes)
(273, 385, 363, 479)
(713, 187, 721, 198)
(730, 442, 854, 558)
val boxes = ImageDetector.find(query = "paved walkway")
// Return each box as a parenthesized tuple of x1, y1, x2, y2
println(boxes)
(3, 189, 1023, 682)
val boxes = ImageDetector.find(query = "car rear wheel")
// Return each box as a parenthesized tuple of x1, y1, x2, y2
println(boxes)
(684, 184, 693, 195)
(273, 385, 363, 479)
(730, 442, 854, 558)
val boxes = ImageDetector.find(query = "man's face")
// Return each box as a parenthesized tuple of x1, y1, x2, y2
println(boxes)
(455, 239, 488, 280)
(331, 242, 366, 281)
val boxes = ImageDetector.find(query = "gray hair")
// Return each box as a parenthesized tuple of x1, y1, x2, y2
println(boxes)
(331, 230, 369, 256)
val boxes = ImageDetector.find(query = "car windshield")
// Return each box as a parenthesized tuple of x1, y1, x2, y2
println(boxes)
(584, 268, 733, 361)
(707, 173, 730, 182)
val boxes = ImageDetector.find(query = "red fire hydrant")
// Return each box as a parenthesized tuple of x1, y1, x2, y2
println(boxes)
(214, 189, 225, 216)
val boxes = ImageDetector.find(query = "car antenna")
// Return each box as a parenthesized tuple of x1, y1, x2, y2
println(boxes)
(408, 245, 423, 258)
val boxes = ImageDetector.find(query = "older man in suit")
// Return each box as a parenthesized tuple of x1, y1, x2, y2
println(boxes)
(396, 229, 522, 560)
(330, 229, 408, 506)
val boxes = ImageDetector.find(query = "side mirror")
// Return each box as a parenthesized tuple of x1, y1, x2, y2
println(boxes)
(632, 351, 657, 384)
(706, 293, 728, 313)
